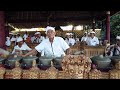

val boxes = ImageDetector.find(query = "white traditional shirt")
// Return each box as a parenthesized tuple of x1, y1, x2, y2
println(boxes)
(12, 43, 32, 54)
(31, 36, 35, 43)
(76, 38, 79, 42)
(11, 36, 16, 42)
(107, 44, 120, 56)
(35, 37, 70, 57)
(36, 36, 45, 43)
(5, 37, 11, 46)
(86, 36, 99, 46)
(65, 38, 70, 45)
(23, 34, 28, 40)
(81, 36, 88, 42)
(69, 38, 76, 46)
(65, 38, 75, 46)
(16, 36, 23, 42)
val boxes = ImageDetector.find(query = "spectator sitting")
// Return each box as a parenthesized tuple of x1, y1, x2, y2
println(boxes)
(81, 32, 88, 42)
(12, 37, 32, 55)
(85, 31, 99, 46)
(106, 36, 120, 56)
(5, 37, 11, 47)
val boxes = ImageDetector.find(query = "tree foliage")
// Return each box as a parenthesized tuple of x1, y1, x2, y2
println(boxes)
(83, 13, 120, 44)
(110, 12, 120, 43)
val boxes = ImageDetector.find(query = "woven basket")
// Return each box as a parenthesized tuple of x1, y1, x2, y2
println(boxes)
(62, 55, 91, 79)
(83, 72, 89, 79)
(39, 62, 58, 79)
(109, 69, 120, 79)
(100, 72, 109, 79)
(0, 66, 5, 79)
(115, 61, 120, 70)
(89, 69, 102, 79)
(45, 61, 58, 79)
(4, 61, 21, 79)
(11, 61, 22, 79)
(5, 70, 13, 79)
(57, 71, 65, 79)
(39, 70, 48, 79)
(21, 70, 30, 79)
(22, 60, 39, 79)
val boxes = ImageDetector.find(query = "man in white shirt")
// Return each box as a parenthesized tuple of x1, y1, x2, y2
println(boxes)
(31, 34, 36, 43)
(85, 31, 99, 46)
(21, 26, 70, 70)
(5, 37, 11, 47)
(69, 33, 76, 46)
(106, 36, 120, 56)
(23, 31, 28, 41)
(12, 37, 32, 55)
(65, 33, 70, 45)
(10, 34, 17, 45)
(33, 32, 45, 43)
(65, 33, 75, 46)
(81, 32, 88, 42)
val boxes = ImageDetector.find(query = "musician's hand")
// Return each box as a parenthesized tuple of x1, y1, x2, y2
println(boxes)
(21, 54, 26, 57)
(17, 54, 26, 57)
(114, 44, 118, 48)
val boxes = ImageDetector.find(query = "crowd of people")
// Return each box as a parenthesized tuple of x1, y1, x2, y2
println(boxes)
(5, 27, 112, 56)
(3, 26, 120, 70)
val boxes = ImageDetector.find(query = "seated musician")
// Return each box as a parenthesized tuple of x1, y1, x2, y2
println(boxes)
(12, 37, 32, 55)
(106, 36, 120, 56)
(21, 26, 70, 70)
(85, 31, 99, 46)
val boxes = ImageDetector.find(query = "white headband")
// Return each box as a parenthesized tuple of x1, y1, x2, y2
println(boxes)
(45, 26, 55, 34)
(66, 33, 70, 35)
(90, 31, 95, 34)
(84, 32, 87, 34)
(17, 37, 23, 42)
(35, 32, 41, 35)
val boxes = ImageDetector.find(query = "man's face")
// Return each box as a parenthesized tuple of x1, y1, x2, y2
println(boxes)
(66, 35, 70, 38)
(19, 41, 24, 45)
(36, 34, 41, 38)
(84, 33, 87, 36)
(47, 30, 56, 39)
(90, 33, 95, 37)
(55, 30, 62, 36)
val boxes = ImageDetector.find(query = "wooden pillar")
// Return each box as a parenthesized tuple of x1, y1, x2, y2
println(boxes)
(72, 25, 75, 37)
(106, 11, 110, 43)
(92, 19, 95, 31)
(101, 21, 104, 31)
(5, 26, 10, 37)
(0, 11, 5, 49)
